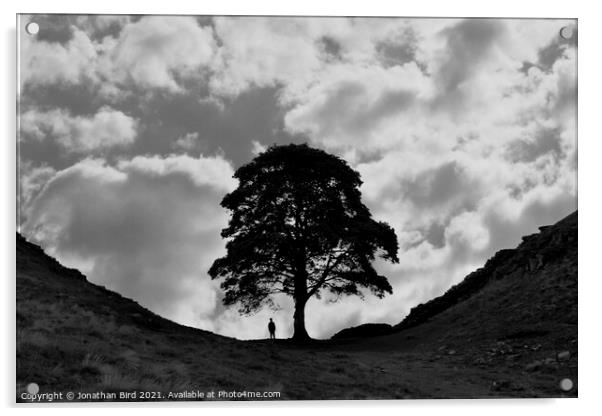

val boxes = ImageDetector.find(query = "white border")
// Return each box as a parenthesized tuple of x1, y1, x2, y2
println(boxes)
(2, 1, 600, 415)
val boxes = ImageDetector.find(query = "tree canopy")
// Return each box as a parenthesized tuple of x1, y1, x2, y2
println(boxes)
(209, 143, 399, 340)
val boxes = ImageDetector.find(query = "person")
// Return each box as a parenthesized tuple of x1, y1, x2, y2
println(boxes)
(268, 318, 276, 340)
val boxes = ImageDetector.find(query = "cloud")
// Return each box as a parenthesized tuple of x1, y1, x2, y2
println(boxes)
(401, 161, 481, 211)
(431, 19, 506, 103)
(208, 17, 326, 96)
(22, 155, 237, 331)
(18, 162, 56, 222)
(250, 140, 267, 156)
(173, 132, 201, 151)
(117, 154, 236, 191)
(20, 26, 98, 86)
(209, 17, 427, 97)
(284, 62, 432, 151)
(445, 211, 490, 251)
(74, 15, 131, 38)
(20, 16, 216, 94)
(21, 106, 138, 153)
(505, 126, 564, 164)
(107, 16, 216, 91)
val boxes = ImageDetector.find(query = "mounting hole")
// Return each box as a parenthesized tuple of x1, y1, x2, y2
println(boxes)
(25, 22, 39, 36)
(559, 378, 573, 391)
(559, 25, 574, 40)
(26, 382, 39, 395)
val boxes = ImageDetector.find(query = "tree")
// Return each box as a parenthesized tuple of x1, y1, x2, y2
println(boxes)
(209, 144, 399, 341)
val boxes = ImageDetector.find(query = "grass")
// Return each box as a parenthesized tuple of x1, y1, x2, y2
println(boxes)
(16, 227, 578, 401)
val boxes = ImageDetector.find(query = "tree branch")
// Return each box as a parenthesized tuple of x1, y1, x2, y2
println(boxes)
(307, 247, 350, 298)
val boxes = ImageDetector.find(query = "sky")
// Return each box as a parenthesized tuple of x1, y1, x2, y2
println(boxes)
(17, 15, 577, 340)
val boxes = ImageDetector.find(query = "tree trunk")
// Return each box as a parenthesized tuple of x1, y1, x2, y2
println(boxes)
(292, 298, 310, 341)
(292, 268, 311, 342)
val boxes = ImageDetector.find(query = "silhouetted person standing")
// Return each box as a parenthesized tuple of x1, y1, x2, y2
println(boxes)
(268, 318, 276, 339)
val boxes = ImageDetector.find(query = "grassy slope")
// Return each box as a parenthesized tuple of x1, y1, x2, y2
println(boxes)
(345, 211, 578, 396)
(17, 234, 436, 400)
(393, 211, 577, 337)
(16, 212, 577, 400)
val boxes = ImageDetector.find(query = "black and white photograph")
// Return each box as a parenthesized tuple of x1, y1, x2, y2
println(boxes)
(15, 13, 577, 402)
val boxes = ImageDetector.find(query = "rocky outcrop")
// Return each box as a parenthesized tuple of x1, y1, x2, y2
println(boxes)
(17, 233, 87, 282)
(332, 211, 577, 342)
(331, 323, 393, 339)
(393, 211, 577, 332)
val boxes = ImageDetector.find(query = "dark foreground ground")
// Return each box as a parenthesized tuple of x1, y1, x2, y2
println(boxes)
(16, 212, 577, 401)
(16, 313, 577, 401)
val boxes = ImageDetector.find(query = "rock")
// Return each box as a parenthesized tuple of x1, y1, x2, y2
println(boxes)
(448, 350, 456, 355)
(490, 380, 511, 391)
(528, 256, 544, 272)
(557, 351, 571, 361)
(539, 357, 559, 369)
(474, 357, 488, 365)
(525, 360, 542, 371)
(331, 323, 393, 339)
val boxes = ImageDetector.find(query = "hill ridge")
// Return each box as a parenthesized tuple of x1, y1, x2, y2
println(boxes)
(395, 211, 577, 332)
(16, 232, 218, 337)
(332, 211, 577, 339)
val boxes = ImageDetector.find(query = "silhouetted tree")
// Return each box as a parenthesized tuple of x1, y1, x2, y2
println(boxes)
(209, 144, 399, 341)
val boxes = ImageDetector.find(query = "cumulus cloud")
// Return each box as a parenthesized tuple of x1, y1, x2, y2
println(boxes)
(445, 211, 490, 251)
(74, 15, 131, 37)
(209, 17, 331, 96)
(20, 26, 98, 86)
(250, 140, 267, 156)
(284, 62, 432, 150)
(20, 16, 216, 94)
(209, 17, 427, 97)
(21, 106, 138, 153)
(107, 16, 216, 91)
(22, 155, 237, 332)
(18, 162, 56, 222)
(173, 132, 201, 151)
(117, 154, 236, 191)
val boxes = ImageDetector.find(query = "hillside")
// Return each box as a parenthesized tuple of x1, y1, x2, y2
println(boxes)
(333, 212, 578, 396)
(16, 212, 578, 401)
(17, 232, 449, 401)
(335, 212, 577, 342)
(393, 211, 577, 337)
